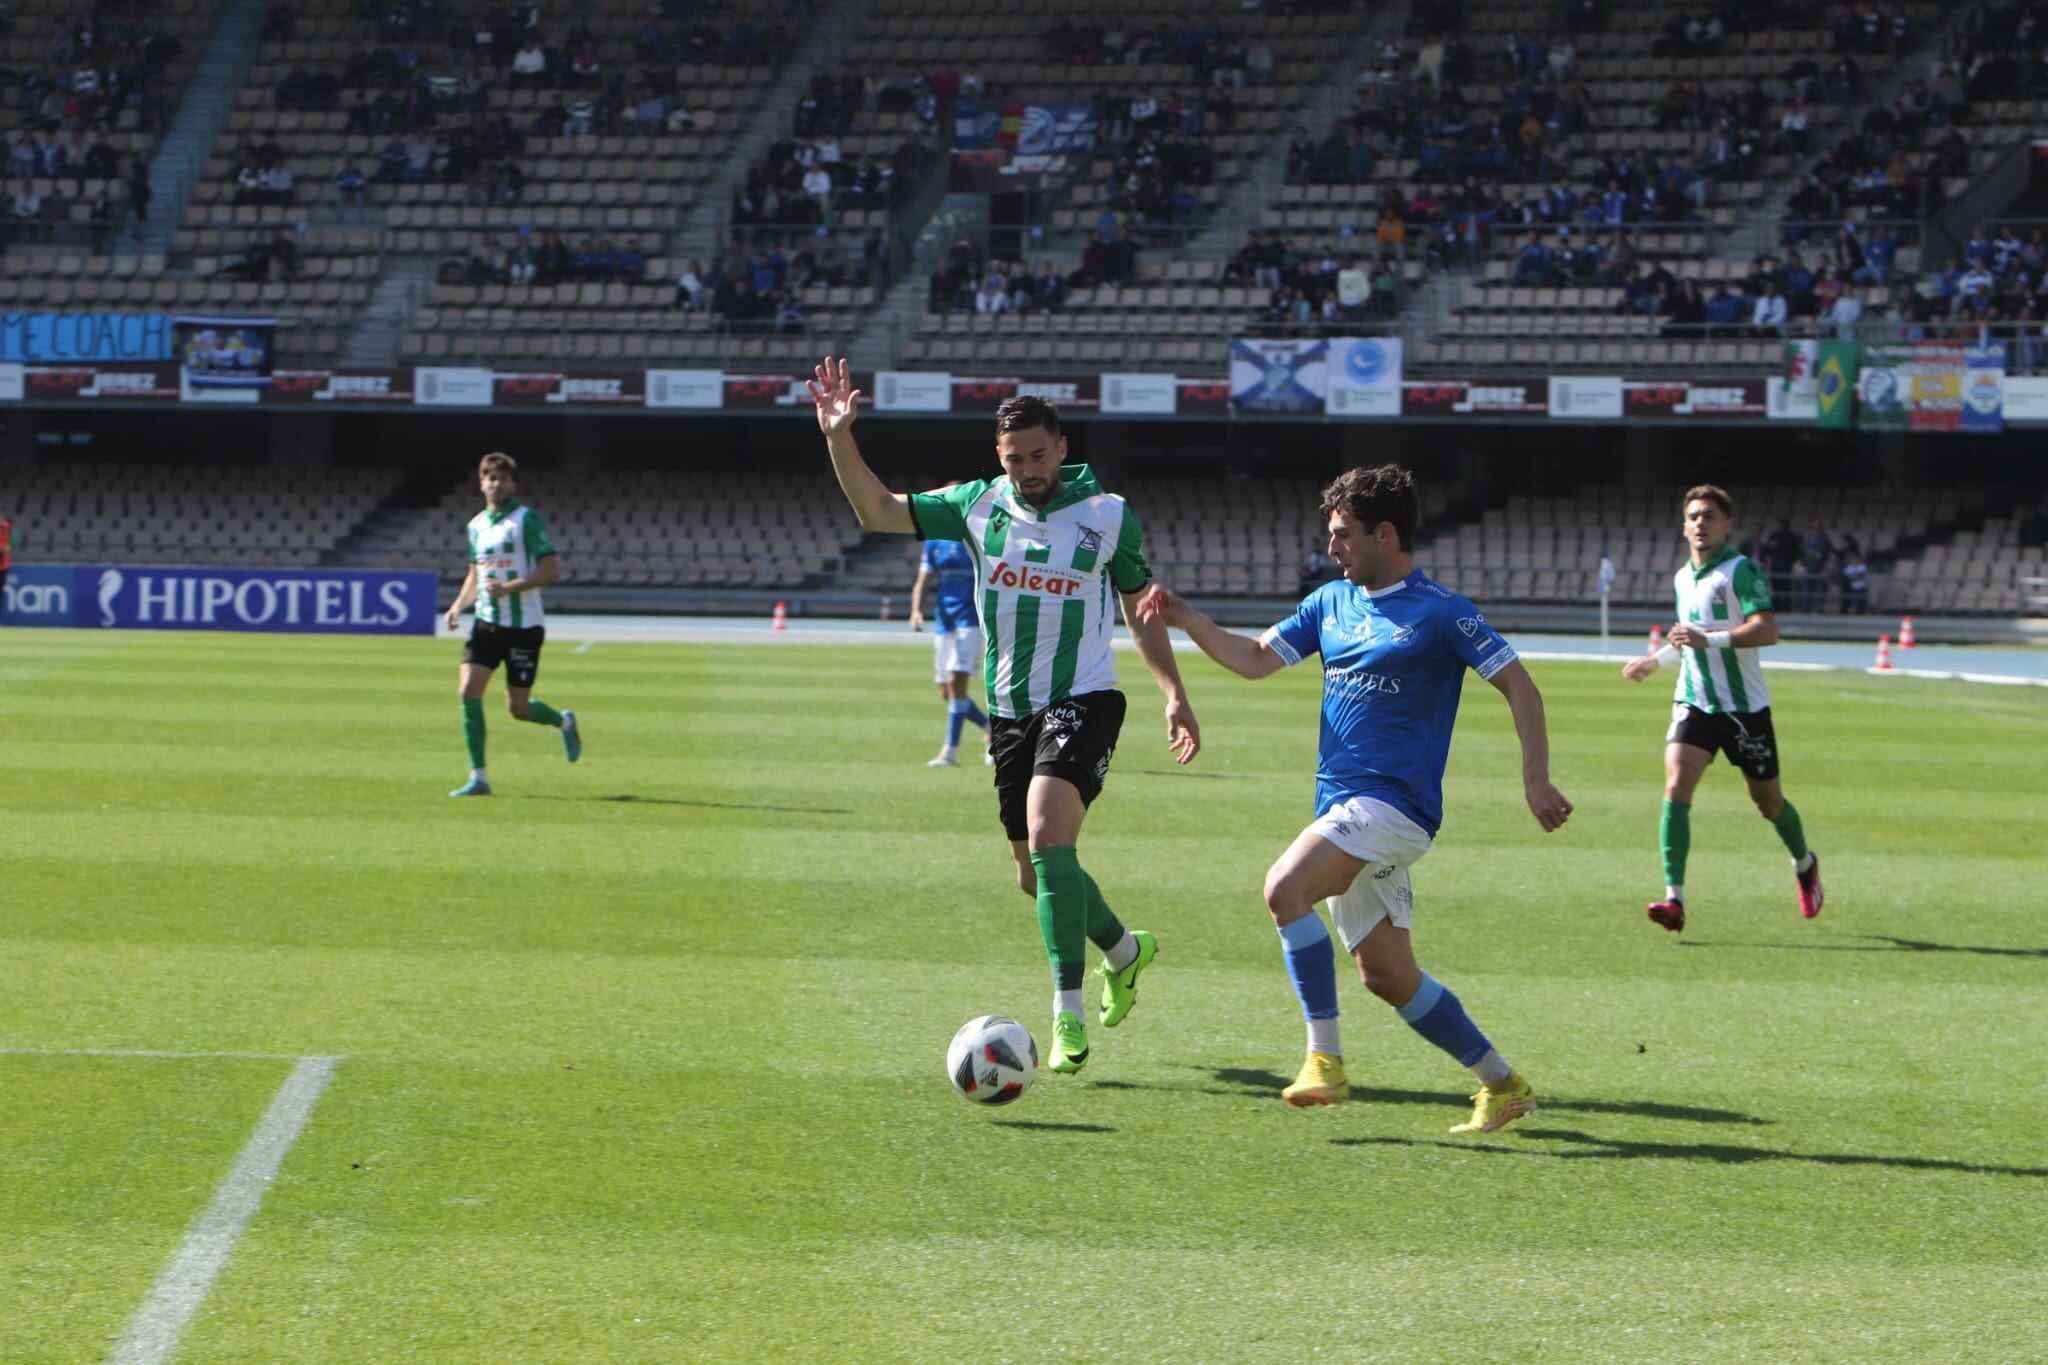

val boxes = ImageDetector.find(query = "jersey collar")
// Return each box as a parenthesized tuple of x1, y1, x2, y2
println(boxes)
(485, 497, 522, 524)
(1365, 569, 1421, 599)
(1689, 543, 1739, 578)
(1005, 463, 1100, 519)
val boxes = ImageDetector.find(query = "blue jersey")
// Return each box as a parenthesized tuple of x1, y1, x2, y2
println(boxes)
(1261, 570, 1519, 836)
(921, 539, 978, 632)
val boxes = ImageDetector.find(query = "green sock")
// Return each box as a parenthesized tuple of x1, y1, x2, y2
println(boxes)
(1661, 798, 1691, 888)
(1080, 869, 1127, 953)
(1030, 845, 1088, 991)
(1771, 801, 1809, 861)
(524, 699, 565, 728)
(462, 698, 486, 769)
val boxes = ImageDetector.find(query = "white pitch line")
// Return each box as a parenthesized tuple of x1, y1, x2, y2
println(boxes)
(106, 1055, 340, 1365)
(574, 638, 595, 654)
(0, 1047, 303, 1061)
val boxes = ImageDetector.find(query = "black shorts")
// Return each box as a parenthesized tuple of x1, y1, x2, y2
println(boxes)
(463, 621, 546, 689)
(1668, 703, 1780, 782)
(989, 690, 1127, 842)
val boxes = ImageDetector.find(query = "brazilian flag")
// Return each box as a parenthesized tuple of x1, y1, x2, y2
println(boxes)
(1816, 341, 1859, 429)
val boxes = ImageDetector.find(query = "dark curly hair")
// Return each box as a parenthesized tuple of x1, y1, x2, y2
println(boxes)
(1319, 464, 1419, 551)
(994, 394, 1061, 441)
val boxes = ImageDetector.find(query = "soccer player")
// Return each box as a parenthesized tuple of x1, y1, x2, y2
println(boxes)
(809, 356, 1199, 1074)
(1137, 464, 1572, 1135)
(1622, 484, 1822, 930)
(443, 452, 582, 797)
(909, 511, 993, 767)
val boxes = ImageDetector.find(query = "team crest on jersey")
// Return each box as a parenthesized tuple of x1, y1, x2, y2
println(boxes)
(1391, 623, 1418, 646)
(1075, 525, 1105, 554)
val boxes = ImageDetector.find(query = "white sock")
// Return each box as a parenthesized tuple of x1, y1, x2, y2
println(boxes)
(1471, 1049, 1513, 1084)
(1665, 884, 1684, 902)
(1307, 1016, 1341, 1056)
(935, 745, 957, 759)
(471, 767, 488, 782)
(1795, 852, 1816, 875)
(1103, 930, 1139, 972)
(1054, 989, 1084, 1021)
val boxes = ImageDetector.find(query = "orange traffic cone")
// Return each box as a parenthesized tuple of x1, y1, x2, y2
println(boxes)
(771, 600, 788, 632)
(1648, 623, 1664, 652)
(1898, 614, 1916, 648)
(1873, 633, 1893, 671)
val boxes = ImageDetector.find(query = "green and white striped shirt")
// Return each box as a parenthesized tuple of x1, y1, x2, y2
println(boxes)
(467, 499, 556, 628)
(1672, 545, 1773, 714)
(909, 465, 1150, 720)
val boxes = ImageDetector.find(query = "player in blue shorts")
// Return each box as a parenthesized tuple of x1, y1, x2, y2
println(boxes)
(1139, 464, 1573, 1134)
(909, 531, 992, 767)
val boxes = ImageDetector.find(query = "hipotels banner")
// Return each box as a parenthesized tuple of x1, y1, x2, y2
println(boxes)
(5, 566, 437, 633)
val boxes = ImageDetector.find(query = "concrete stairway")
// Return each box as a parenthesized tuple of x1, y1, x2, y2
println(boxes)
(340, 256, 442, 367)
(141, 0, 274, 255)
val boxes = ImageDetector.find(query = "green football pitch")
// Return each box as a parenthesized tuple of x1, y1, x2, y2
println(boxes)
(3, 628, 2045, 1362)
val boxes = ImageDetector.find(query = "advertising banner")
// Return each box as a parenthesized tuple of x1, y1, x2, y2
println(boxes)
(1229, 338, 1326, 413)
(0, 564, 77, 626)
(1548, 374, 1623, 419)
(1325, 338, 1403, 417)
(1100, 373, 1178, 415)
(414, 366, 495, 406)
(174, 315, 275, 390)
(493, 371, 645, 406)
(1962, 343, 2005, 435)
(1999, 374, 2048, 422)
(646, 369, 725, 409)
(66, 566, 437, 635)
(1175, 378, 1230, 416)
(950, 375, 1100, 413)
(24, 364, 180, 400)
(266, 368, 415, 403)
(1907, 342, 1965, 433)
(0, 312, 174, 362)
(1398, 379, 1549, 417)
(874, 370, 954, 413)
(1857, 342, 1909, 432)
(722, 372, 819, 410)
(0, 361, 21, 401)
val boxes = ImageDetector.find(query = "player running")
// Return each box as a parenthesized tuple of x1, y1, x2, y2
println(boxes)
(1621, 484, 1822, 931)
(443, 451, 583, 797)
(909, 516, 993, 767)
(810, 356, 1199, 1075)
(1137, 464, 1572, 1135)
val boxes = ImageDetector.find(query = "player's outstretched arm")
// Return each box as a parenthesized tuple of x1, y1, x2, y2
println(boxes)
(807, 354, 913, 534)
(1487, 660, 1573, 833)
(444, 564, 477, 631)
(1134, 583, 1286, 679)
(1120, 587, 1200, 764)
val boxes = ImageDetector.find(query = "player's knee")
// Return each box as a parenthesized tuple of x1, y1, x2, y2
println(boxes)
(1261, 867, 1300, 923)
(1754, 793, 1785, 820)
(506, 697, 529, 719)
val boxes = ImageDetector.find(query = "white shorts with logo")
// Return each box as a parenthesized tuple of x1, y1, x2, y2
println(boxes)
(933, 625, 982, 681)
(1308, 794, 1435, 952)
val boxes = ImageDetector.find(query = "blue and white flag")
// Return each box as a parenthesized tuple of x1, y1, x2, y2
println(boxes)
(1229, 338, 1326, 413)
(1598, 549, 1616, 598)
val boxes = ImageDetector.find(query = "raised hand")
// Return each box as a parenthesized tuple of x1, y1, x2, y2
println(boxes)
(805, 355, 860, 435)
(1134, 583, 1190, 629)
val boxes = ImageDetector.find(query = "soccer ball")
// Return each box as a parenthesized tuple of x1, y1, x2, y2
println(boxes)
(946, 1015, 1038, 1105)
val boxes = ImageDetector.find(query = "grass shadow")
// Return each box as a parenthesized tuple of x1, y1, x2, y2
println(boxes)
(993, 1120, 1118, 1134)
(1678, 934, 2048, 959)
(1336, 1127, 2048, 1179)
(507, 794, 852, 815)
(1204, 1068, 1768, 1126)
(1126, 769, 1252, 781)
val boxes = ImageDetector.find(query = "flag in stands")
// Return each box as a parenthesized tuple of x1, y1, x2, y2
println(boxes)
(1782, 340, 1818, 398)
(1598, 550, 1615, 599)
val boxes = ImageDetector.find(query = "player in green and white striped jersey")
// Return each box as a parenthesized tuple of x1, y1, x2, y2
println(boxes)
(810, 357, 1199, 1075)
(1622, 483, 1822, 931)
(443, 452, 582, 798)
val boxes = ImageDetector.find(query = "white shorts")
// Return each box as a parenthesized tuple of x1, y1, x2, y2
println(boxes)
(1307, 795, 1435, 952)
(933, 626, 981, 681)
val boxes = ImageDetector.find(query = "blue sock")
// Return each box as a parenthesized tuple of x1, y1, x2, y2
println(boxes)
(1395, 974, 1495, 1069)
(1277, 915, 1339, 1023)
(962, 699, 989, 730)
(945, 698, 967, 748)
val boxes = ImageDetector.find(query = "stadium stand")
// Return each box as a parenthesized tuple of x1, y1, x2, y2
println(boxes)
(3, 463, 401, 565)
(0, 0, 222, 248)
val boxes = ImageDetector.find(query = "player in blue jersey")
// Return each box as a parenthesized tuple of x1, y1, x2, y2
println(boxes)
(1139, 464, 1573, 1134)
(909, 530, 992, 767)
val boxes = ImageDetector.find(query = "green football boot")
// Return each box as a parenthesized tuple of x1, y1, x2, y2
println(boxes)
(1096, 930, 1158, 1028)
(1047, 1011, 1090, 1074)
